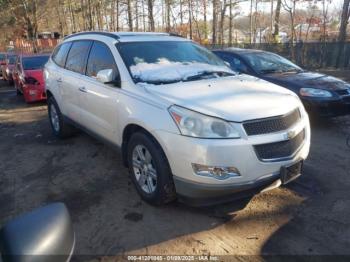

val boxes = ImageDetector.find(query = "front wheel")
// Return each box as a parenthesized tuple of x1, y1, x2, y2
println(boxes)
(47, 96, 76, 138)
(127, 132, 176, 205)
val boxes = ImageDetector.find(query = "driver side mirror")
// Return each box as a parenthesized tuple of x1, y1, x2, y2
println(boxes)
(0, 203, 74, 262)
(96, 69, 120, 87)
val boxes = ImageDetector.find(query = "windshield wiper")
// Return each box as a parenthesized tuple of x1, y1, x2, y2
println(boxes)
(183, 70, 235, 82)
(282, 68, 304, 73)
(259, 69, 282, 74)
(134, 77, 182, 85)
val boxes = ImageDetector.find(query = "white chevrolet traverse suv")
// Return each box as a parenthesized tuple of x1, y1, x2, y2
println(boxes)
(44, 32, 310, 206)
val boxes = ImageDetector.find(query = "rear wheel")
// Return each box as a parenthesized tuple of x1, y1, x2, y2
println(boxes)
(14, 82, 21, 96)
(47, 96, 76, 138)
(127, 132, 176, 205)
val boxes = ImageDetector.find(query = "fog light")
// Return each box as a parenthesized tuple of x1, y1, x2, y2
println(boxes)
(192, 164, 241, 180)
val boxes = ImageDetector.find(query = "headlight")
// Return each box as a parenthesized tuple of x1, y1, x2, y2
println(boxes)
(168, 105, 240, 138)
(5, 68, 10, 74)
(300, 88, 332, 98)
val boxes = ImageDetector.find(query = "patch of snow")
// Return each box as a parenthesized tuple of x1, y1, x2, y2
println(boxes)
(130, 59, 234, 83)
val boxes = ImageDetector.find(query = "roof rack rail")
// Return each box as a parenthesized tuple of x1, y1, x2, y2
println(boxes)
(169, 32, 185, 38)
(64, 31, 120, 40)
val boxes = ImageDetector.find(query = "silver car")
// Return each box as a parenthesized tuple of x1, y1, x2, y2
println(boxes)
(44, 32, 310, 206)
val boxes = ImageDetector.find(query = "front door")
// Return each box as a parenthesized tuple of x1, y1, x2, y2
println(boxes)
(78, 41, 121, 142)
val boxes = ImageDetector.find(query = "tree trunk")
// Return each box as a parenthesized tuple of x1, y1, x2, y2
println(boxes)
(229, 0, 233, 45)
(135, 0, 139, 31)
(87, 0, 93, 30)
(142, 0, 146, 31)
(249, 0, 253, 44)
(203, 0, 207, 39)
(179, 0, 183, 26)
(127, 0, 133, 31)
(148, 0, 155, 31)
(219, 0, 227, 46)
(273, 0, 282, 42)
(166, 0, 171, 32)
(336, 0, 350, 67)
(188, 0, 193, 39)
(110, 0, 116, 31)
(212, 0, 218, 45)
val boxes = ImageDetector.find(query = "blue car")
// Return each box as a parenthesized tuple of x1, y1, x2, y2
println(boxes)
(214, 48, 350, 117)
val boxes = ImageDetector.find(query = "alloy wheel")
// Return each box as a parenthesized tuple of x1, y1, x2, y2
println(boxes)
(132, 145, 158, 194)
(50, 104, 60, 132)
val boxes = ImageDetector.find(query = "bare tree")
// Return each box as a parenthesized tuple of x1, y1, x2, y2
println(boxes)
(147, 0, 155, 31)
(336, 0, 350, 67)
(273, 0, 282, 42)
(212, 0, 218, 45)
(127, 0, 133, 31)
(203, 0, 208, 39)
(188, 0, 193, 39)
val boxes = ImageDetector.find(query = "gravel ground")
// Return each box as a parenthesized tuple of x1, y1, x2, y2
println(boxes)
(0, 71, 350, 261)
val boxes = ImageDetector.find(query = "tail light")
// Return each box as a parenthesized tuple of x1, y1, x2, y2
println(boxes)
(25, 76, 39, 85)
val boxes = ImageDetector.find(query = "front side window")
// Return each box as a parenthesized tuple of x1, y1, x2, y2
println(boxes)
(243, 52, 303, 74)
(0, 54, 5, 61)
(52, 42, 72, 68)
(117, 41, 233, 84)
(65, 41, 92, 74)
(86, 42, 117, 78)
(23, 56, 49, 70)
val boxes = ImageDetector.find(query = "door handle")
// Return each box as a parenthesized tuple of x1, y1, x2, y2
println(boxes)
(56, 78, 63, 83)
(79, 86, 87, 93)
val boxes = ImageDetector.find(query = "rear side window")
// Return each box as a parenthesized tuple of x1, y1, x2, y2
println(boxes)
(23, 56, 49, 70)
(86, 42, 117, 77)
(52, 42, 72, 67)
(65, 41, 92, 74)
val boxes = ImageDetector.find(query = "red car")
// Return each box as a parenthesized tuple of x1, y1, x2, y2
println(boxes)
(1, 53, 17, 84)
(13, 54, 49, 103)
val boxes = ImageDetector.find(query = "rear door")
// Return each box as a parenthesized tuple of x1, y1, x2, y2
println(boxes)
(62, 40, 92, 124)
(79, 41, 121, 142)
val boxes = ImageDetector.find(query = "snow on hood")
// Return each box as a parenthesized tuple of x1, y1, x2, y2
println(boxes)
(143, 74, 301, 122)
(130, 59, 234, 83)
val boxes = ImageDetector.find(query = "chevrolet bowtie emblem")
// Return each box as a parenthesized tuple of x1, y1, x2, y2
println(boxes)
(286, 130, 296, 140)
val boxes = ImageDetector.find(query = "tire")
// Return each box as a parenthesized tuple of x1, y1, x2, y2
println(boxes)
(127, 132, 176, 205)
(16, 87, 21, 96)
(15, 82, 22, 96)
(47, 96, 76, 138)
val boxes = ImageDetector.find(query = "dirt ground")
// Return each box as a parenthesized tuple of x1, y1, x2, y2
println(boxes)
(0, 71, 350, 261)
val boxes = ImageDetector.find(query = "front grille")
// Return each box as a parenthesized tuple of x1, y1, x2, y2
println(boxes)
(335, 89, 350, 96)
(254, 129, 305, 161)
(343, 96, 350, 103)
(243, 108, 301, 136)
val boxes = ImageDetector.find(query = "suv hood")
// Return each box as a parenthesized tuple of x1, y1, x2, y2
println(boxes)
(144, 75, 301, 122)
(263, 71, 350, 91)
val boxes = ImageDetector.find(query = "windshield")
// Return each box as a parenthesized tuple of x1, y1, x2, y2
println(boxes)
(23, 56, 49, 70)
(117, 41, 234, 84)
(8, 55, 17, 65)
(243, 52, 302, 74)
(0, 54, 5, 61)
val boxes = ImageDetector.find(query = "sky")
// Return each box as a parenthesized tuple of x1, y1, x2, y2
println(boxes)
(236, 0, 344, 17)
